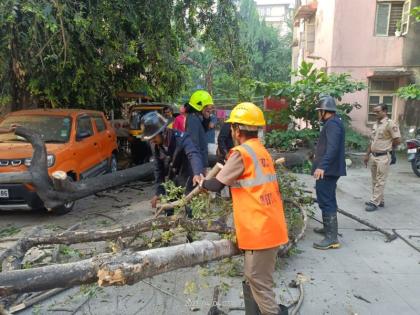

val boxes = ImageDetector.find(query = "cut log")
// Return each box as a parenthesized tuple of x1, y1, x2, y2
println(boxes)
(0, 217, 232, 270)
(0, 239, 240, 296)
(13, 127, 154, 209)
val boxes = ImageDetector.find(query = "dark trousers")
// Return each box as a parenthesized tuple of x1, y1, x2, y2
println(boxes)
(315, 176, 339, 214)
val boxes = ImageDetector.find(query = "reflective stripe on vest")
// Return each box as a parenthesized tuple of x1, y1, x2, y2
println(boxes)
(231, 143, 277, 188)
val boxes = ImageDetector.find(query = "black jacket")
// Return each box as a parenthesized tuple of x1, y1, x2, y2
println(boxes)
(186, 113, 208, 167)
(312, 115, 346, 177)
(217, 122, 234, 160)
(153, 129, 204, 195)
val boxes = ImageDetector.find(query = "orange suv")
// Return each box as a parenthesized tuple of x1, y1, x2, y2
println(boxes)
(0, 109, 118, 214)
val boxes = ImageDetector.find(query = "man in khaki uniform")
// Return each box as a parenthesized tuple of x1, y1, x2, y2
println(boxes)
(364, 104, 401, 212)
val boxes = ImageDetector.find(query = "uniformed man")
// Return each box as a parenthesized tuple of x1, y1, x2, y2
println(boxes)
(199, 102, 289, 315)
(364, 103, 401, 212)
(140, 112, 204, 216)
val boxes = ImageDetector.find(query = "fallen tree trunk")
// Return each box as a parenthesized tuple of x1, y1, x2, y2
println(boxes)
(0, 217, 232, 271)
(12, 127, 154, 209)
(0, 172, 32, 184)
(0, 239, 240, 296)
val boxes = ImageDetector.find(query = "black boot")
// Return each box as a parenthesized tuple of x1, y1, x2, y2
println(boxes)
(242, 281, 261, 315)
(313, 212, 327, 234)
(278, 304, 289, 315)
(313, 212, 340, 250)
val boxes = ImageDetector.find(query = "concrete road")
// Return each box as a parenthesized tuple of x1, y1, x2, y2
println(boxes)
(1, 159, 420, 315)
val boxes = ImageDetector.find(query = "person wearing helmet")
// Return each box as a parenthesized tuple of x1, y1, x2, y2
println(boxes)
(312, 95, 346, 250)
(199, 102, 289, 315)
(185, 90, 214, 167)
(140, 111, 204, 216)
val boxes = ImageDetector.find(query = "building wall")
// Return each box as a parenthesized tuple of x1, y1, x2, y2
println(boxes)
(331, 0, 404, 68)
(403, 0, 420, 68)
(293, 0, 419, 134)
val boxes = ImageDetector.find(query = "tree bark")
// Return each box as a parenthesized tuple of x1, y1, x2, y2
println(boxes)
(0, 172, 32, 184)
(13, 127, 154, 209)
(0, 217, 232, 271)
(0, 239, 240, 296)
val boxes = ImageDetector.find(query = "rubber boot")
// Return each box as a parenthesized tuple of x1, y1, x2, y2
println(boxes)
(242, 281, 261, 315)
(313, 212, 340, 250)
(278, 304, 289, 315)
(313, 212, 327, 235)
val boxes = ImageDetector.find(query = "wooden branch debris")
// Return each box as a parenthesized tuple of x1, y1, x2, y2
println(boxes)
(337, 207, 397, 242)
(278, 199, 308, 257)
(0, 239, 240, 296)
(156, 163, 224, 216)
(0, 217, 232, 272)
(8, 288, 65, 314)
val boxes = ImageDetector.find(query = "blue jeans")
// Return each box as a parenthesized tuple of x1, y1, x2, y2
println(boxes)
(315, 176, 339, 214)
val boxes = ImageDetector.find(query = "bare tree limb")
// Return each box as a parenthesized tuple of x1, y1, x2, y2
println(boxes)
(0, 239, 240, 296)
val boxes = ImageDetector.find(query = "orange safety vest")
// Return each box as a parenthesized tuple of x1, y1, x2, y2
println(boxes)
(229, 138, 289, 250)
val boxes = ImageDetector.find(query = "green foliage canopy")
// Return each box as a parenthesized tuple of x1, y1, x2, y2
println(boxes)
(0, 0, 225, 110)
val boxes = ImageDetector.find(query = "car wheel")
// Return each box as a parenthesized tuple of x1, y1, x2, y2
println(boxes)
(51, 200, 75, 215)
(109, 153, 118, 173)
(50, 175, 76, 215)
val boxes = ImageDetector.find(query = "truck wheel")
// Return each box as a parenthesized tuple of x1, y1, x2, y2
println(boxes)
(411, 156, 420, 177)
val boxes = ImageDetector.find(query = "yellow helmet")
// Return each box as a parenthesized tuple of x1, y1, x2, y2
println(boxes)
(189, 90, 214, 111)
(226, 102, 266, 128)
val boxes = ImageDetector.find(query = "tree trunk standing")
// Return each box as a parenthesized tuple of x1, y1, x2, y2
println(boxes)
(0, 240, 240, 296)
(205, 62, 215, 95)
(10, 25, 22, 112)
(10, 16, 33, 112)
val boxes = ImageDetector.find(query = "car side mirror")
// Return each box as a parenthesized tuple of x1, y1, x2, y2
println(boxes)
(76, 131, 91, 141)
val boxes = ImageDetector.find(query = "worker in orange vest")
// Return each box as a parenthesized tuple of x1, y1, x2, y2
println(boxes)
(199, 102, 289, 315)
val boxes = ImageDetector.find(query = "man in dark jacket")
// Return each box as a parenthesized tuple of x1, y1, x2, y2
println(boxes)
(185, 90, 214, 167)
(140, 112, 204, 216)
(217, 122, 234, 163)
(312, 96, 346, 250)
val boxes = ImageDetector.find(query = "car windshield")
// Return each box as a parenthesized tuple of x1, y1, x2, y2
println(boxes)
(0, 115, 72, 143)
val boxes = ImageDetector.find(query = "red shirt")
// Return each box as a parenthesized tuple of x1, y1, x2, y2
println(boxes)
(173, 114, 186, 132)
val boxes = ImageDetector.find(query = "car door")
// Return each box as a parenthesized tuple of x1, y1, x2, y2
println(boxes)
(74, 115, 103, 179)
(93, 114, 115, 163)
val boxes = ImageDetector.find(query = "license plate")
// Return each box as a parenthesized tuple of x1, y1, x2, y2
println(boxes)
(408, 148, 417, 154)
(0, 189, 9, 198)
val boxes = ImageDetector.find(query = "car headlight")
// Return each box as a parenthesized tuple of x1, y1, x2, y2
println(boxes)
(24, 154, 56, 168)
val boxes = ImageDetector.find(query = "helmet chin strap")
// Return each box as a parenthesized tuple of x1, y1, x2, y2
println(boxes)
(319, 110, 327, 122)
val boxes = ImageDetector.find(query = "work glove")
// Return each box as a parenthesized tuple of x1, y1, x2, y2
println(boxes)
(390, 151, 397, 165)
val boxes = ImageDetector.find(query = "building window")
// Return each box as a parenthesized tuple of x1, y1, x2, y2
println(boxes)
(368, 79, 396, 123)
(374, 1, 404, 36)
(258, 6, 272, 17)
(305, 18, 315, 54)
(401, 0, 411, 34)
